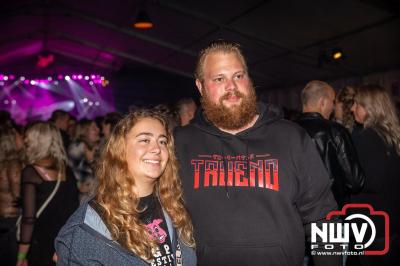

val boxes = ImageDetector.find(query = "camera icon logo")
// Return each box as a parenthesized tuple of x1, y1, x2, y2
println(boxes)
(311, 203, 389, 255)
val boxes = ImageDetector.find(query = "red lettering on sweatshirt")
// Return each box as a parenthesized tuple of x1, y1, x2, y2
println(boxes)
(191, 156, 279, 191)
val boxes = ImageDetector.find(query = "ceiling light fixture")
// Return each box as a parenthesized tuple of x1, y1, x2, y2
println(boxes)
(133, 10, 153, 29)
(332, 48, 344, 60)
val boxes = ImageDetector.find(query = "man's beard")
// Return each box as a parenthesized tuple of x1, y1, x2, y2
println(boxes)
(201, 85, 258, 130)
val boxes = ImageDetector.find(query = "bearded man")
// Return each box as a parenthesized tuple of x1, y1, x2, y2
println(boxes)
(174, 41, 341, 266)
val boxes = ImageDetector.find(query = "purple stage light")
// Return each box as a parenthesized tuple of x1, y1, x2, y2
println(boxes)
(58, 74, 63, 80)
(72, 75, 77, 80)
(0, 74, 4, 80)
(24, 80, 30, 85)
(90, 74, 96, 79)
(9, 75, 15, 80)
(78, 75, 83, 80)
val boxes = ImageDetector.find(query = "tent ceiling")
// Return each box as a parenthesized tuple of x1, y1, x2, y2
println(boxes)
(1, 0, 399, 91)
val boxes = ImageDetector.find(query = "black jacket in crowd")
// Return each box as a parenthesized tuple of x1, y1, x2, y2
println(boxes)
(296, 112, 365, 208)
(174, 103, 340, 266)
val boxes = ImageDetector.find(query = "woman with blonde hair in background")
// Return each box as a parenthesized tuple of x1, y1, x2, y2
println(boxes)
(349, 84, 400, 265)
(17, 122, 79, 266)
(0, 125, 23, 266)
(56, 109, 196, 265)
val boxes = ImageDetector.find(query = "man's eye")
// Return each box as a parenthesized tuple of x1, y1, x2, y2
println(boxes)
(234, 74, 243, 80)
(139, 139, 150, 143)
(214, 77, 223, 82)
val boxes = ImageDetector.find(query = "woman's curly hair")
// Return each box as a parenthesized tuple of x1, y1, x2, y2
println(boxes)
(95, 108, 195, 261)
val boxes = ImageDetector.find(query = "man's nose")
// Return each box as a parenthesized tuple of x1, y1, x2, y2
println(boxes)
(225, 78, 237, 92)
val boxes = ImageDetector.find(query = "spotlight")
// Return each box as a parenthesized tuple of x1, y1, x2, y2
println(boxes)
(65, 75, 71, 81)
(3, 76, 8, 81)
(48, 76, 52, 81)
(72, 75, 77, 80)
(84, 76, 89, 80)
(20, 76, 26, 81)
(30, 80, 36, 85)
(78, 75, 83, 80)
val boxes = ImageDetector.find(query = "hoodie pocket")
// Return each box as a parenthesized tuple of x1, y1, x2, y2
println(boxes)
(200, 242, 288, 266)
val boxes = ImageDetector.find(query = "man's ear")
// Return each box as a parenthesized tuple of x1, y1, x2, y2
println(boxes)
(318, 97, 326, 109)
(195, 79, 203, 95)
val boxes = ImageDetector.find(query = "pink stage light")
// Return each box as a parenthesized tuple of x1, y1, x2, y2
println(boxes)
(72, 75, 77, 80)
(58, 75, 63, 80)
(78, 75, 83, 80)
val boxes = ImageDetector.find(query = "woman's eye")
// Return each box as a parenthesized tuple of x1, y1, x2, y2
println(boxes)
(159, 140, 168, 146)
(139, 139, 150, 143)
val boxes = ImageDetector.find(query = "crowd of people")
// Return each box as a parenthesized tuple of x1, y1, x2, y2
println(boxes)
(0, 40, 399, 266)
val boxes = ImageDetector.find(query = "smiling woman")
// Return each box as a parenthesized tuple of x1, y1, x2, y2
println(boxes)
(55, 109, 196, 266)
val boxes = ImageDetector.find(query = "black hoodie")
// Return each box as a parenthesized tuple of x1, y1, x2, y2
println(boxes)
(174, 102, 338, 266)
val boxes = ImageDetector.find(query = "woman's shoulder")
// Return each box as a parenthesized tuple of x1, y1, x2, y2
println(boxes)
(55, 200, 149, 266)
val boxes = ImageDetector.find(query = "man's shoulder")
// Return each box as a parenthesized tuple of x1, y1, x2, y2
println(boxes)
(271, 118, 310, 136)
(174, 123, 202, 141)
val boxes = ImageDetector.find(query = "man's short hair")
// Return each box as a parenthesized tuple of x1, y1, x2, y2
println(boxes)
(50, 109, 69, 122)
(194, 40, 248, 82)
(301, 80, 332, 107)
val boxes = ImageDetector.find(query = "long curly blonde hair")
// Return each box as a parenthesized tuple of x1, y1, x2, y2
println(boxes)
(95, 109, 195, 261)
(24, 122, 67, 180)
(354, 84, 400, 155)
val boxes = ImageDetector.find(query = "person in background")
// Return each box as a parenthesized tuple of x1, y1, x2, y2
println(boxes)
(68, 119, 100, 202)
(335, 86, 356, 132)
(50, 110, 71, 150)
(66, 116, 77, 143)
(0, 125, 23, 266)
(17, 122, 79, 266)
(55, 109, 196, 265)
(95, 112, 123, 162)
(349, 84, 400, 265)
(101, 112, 123, 141)
(296, 80, 364, 208)
(175, 98, 197, 126)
